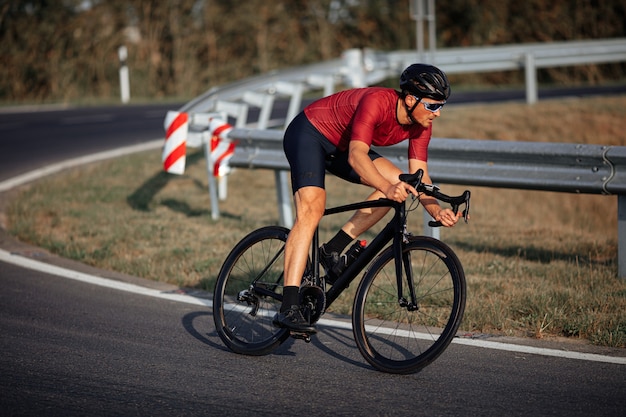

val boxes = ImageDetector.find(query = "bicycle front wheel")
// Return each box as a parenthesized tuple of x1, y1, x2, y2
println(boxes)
(213, 226, 290, 356)
(352, 236, 466, 374)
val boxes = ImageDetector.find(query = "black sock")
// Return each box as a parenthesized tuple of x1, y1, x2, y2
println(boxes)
(325, 229, 353, 254)
(281, 286, 300, 312)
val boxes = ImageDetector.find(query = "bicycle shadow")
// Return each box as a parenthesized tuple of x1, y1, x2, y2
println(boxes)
(181, 311, 231, 353)
(181, 310, 371, 369)
(182, 310, 303, 357)
(313, 325, 373, 371)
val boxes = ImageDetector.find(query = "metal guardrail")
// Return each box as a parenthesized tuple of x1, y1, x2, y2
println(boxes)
(168, 38, 626, 277)
(227, 129, 626, 196)
(227, 128, 626, 195)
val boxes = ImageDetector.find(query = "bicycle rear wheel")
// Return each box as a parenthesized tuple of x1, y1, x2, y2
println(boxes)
(352, 236, 466, 374)
(213, 226, 290, 355)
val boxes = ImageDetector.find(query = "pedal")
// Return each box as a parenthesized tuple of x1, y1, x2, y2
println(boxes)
(290, 331, 312, 343)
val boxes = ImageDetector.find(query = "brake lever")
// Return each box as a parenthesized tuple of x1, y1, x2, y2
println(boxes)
(422, 183, 440, 193)
(462, 190, 471, 223)
(427, 190, 471, 228)
(429, 203, 470, 228)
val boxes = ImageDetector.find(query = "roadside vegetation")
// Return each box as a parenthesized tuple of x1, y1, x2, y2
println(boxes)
(2, 1, 625, 105)
(6, 95, 625, 347)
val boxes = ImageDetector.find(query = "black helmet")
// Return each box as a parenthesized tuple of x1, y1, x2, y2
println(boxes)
(399, 64, 450, 101)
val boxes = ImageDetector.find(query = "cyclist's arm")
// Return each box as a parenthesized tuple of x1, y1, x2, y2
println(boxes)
(349, 140, 413, 202)
(409, 158, 461, 227)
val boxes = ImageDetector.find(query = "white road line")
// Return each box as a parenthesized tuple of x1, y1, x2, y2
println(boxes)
(452, 337, 626, 365)
(1, 248, 624, 366)
(316, 317, 626, 365)
(0, 139, 163, 192)
(0, 248, 210, 307)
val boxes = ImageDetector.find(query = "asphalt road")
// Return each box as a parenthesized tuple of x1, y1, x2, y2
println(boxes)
(1, 96, 625, 416)
(0, 103, 179, 181)
(1, 254, 625, 417)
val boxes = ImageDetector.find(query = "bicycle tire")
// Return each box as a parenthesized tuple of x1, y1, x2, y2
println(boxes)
(213, 226, 291, 355)
(352, 236, 466, 374)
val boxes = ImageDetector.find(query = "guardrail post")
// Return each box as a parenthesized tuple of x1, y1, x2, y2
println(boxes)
(525, 52, 538, 104)
(204, 132, 220, 220)
(274, 82, 304, 124)
(423, 211, 440, 240)
(617, 194, 626, 278)
(275, 170, 293, 228)
(215, 101, 249, 128)
(307, 74, 335, 97)
(242, 92, 275, 129)
(343, 49, 366, 87)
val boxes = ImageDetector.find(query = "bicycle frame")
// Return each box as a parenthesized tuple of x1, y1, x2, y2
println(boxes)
(250, 173, 470, 311)
(313, 197, 409, 309)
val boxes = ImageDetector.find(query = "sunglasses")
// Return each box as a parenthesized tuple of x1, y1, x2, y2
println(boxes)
(422, 101, 445, 112)
(413, 96, 445, 112)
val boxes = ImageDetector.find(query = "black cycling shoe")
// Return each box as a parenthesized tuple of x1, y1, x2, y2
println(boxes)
(319, 244, 345, 284)
(272, 305, 317, 334)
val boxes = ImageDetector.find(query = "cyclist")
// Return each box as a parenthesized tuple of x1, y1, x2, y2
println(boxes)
(274, 64, 462, 333)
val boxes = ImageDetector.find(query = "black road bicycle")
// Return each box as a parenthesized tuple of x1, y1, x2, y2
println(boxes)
(213, 170, 471, 374)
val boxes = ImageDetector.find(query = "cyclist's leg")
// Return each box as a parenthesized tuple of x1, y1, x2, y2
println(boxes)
(274, 185, 325, 332)
(341, 156, 403, 236)
(341, 189, 389, 238)
(284, 186, 326, 288)
(279, 112, 330, 331)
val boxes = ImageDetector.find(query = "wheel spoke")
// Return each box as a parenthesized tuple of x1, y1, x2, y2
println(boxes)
(353, 238, 466, 374)
(213, 226, 291, 355)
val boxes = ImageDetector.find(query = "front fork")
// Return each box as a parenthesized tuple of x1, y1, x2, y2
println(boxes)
(395, 223, 419, 311)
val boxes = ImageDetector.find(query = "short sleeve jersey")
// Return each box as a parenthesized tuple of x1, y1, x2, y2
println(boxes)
(303, 87, 431, 161)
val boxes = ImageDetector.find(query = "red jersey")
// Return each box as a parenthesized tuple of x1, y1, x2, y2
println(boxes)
(303, 87, 431, 161)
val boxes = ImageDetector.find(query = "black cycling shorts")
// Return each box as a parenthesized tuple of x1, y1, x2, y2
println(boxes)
(283, 112, 381, 193)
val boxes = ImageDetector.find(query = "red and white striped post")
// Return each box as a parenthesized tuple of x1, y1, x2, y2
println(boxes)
(205, 117, 236, 219)
(163, 112, 237, 220)
(162, 111, 189, 174)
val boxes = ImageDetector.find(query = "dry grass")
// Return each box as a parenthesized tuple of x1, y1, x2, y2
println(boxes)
(6, 95, 626, 347)
(438, 95, 626, 145)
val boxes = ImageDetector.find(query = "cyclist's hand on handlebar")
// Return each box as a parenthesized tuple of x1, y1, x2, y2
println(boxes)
(435, 208, 463, 227)
(384, 181, 418, 202)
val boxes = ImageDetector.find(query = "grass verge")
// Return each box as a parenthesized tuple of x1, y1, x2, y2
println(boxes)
(5, 95, 626, 347)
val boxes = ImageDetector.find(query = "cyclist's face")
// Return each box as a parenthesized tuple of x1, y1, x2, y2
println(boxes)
(406, 96, 443, 128)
